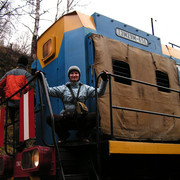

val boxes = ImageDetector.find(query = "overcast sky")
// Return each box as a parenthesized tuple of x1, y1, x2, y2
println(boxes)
(40, 0, 180, 47)
(13, 0, 179, 48)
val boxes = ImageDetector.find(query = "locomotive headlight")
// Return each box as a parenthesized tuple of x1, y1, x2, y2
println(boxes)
(22, 146, 53, 173)
(0, 155, 13, 176)
(32, 149, 39, 168)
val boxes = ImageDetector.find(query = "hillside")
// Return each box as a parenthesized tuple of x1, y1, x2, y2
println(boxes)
(0, 45, 33, 77)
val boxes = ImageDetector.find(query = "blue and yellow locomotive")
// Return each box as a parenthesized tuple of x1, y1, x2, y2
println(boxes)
(0, 11, 180, 180)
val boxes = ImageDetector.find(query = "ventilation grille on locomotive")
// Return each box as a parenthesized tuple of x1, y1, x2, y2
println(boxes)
(112, 60, 131, 85)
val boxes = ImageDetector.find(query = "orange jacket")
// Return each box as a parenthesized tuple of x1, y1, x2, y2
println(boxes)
(0, 66, 32, 101)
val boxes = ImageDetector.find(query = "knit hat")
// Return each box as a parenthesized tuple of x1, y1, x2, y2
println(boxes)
(18, 55, 28, 67)
(68, 66, 81, 77)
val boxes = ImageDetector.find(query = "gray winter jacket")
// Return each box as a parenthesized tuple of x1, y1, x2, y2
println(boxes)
(46, 80, 107, 115)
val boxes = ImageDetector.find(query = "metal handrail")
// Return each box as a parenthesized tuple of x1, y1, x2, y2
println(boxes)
(38, 72, 65, 180)
(95, 71, 104, 180)
(110, 73, 180, 93)
(107, 72, 180, 138)
(112, 106, 180, 119)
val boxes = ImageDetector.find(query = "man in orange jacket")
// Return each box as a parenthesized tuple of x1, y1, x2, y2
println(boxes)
(0, 55, 33, 150)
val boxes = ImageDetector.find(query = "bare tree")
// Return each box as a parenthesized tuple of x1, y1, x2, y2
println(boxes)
(0, 0, 88, 57)
(0, 0, 26, 45)
(54, 0, 85, 22)
(30, 0, 85, 57)
(66, 0, 80, 14)
(0, 0, 14, 43)
(12, 31, 31, 54)
(21, 0, 49, 58)
(54, 0, 62, 21)
(31, 0, 40, 58)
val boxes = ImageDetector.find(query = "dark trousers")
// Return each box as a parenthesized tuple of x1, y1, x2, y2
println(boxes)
(8, 107, 26, 150)
(8, 107, 19, 143)
(47, 112, 96, 140)
(8, 107, 20, 148)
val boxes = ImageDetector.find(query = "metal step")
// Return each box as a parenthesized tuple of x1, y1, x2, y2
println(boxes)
(58, 141, 98, 180)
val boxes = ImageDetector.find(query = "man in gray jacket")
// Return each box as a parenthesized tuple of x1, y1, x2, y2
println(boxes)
(46, 66, 108, 143)
(0, 56, 33, 150)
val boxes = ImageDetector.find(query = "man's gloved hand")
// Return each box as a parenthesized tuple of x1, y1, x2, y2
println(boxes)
(35, 71, 45, 79)
(101, 71, 108, 81)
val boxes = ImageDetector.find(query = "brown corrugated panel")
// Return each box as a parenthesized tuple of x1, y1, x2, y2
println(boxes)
(92, 34, 180, 141)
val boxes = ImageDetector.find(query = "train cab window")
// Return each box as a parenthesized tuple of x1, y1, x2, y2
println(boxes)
(156, 70, 170, 93)
(42, 37, 56, 62)
(43, 39, 52, 58)
(112, 60, 131, 85)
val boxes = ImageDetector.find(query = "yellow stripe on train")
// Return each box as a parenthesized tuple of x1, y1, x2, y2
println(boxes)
(109, 141, 180, 154)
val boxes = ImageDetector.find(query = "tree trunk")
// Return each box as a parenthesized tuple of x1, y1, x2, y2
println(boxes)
(31, 0, 40, 58)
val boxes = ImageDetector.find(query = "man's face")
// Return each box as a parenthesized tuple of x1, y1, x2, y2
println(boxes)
(69, 71, 80, 82)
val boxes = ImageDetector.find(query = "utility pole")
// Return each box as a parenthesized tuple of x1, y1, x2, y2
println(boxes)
(151, 18, 155, 35)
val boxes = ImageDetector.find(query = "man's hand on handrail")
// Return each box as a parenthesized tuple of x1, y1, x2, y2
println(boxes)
(35, 71, 45, 79)
(101, 70, 109, 81)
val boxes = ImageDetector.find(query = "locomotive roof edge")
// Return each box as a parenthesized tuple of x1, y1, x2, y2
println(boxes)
(36, 10, 180, 66)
